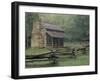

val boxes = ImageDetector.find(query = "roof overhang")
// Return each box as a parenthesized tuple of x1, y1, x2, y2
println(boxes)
(47, 30, 64, 38)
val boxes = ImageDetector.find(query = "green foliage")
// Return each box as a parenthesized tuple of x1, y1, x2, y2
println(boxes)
(25, 12, 40, 36)
(39, 13, 89, 41)
(69, 15, 89, 41)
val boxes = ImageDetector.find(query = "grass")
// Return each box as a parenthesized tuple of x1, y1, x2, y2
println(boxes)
(64, 42, 88, 49)
(25, 53, 89, 68)
(26, 60, 53, 68)
(25, 47, 51, 56)
(25, 42, 89, 68)
(57, 54, 89, 66)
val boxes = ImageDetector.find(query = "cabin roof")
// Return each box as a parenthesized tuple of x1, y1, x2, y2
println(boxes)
(46, 30, 64, 38)
(42, 23, 64, 32)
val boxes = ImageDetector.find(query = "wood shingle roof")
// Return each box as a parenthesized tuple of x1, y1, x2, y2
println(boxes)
(42, 23, 64, 32)
(47, 31, 64, 38)
(42, 22, 65, 38)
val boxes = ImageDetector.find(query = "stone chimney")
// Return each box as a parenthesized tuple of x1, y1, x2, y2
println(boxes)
(31, 21, 45, 48)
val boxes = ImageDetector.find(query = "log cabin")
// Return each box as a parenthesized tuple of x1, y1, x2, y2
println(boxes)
(31, 21, 65, 48)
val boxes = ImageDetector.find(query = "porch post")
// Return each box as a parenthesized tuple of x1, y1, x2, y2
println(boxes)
(51, 37, 54, 48)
